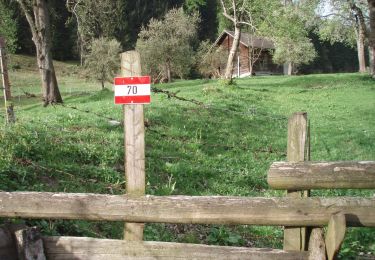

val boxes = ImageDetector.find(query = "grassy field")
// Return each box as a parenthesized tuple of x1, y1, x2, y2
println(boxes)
(1, 55, 375, 258)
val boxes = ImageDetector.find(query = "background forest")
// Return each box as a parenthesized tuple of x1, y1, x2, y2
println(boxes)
(0, 0, 363, 76)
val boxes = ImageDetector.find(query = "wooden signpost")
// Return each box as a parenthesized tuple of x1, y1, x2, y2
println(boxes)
(283, 112, 310, 251)
(0, 37, 15, 123)
(119, 51, 148, 241)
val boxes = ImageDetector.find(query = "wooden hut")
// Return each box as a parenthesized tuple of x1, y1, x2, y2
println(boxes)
(214, 30, 283, 77)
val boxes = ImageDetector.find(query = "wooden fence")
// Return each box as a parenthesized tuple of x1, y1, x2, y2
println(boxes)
(0, 109, 374, 259)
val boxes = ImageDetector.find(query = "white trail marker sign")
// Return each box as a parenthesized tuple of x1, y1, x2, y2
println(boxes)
(114, 76, 151, 104)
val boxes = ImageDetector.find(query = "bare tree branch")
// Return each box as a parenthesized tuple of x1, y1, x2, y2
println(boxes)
(220, 0, 236, 23)
(16, 0, 38, 40)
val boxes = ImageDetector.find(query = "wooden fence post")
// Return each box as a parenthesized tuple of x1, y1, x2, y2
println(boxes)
(325, 213, 346, 260)
(0, 37, 15, 123)
(121, 51, 145, 241)
(284, 112, 309, 251)
(308, 228, 326, 260)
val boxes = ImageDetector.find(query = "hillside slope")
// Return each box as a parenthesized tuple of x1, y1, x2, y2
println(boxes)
(1, 56, 374, 257)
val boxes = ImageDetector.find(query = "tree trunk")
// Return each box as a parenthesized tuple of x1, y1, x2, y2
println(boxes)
(287, 62, 293, 76)
(17, 0, 63, 106)
(249, 64, 253, 77)
(224, 25, 241, 79)
(166, 62, 171, 83)
(368, 0, 375, 77)
(249, 47, 254, 77)
(357, 36, 366, 73)
(370, 47, 374, 75)
(351, 2, 368, 73)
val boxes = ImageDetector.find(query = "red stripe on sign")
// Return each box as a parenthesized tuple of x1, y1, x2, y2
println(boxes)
(114, 76, 151, 85)
(115, 95, 151, 104)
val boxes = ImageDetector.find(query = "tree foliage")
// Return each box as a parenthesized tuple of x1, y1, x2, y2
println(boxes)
(0, 1, 18, 53)
(270, 9, 317, 68)
(318, 18, 357, 47)
(196, 40, 227, 78)
(66, 0, 122, 64)
(317, 0, 366, 46)
(84, 38, 121, 89)
(273, 36, 317, 66)
(218, 0, 317, 76)
(316, 0, 368, 72)
(184, 0, 206, 12)
(136, 8, 199, 82)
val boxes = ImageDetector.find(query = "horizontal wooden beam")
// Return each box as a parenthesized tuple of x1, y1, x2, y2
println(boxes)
(0, 192, 374, 226)
(43, 236, 308, 260)
(268, 161, 375, 189)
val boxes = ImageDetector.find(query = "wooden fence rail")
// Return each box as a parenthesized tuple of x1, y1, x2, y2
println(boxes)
(268, 161, 375, 189)
(42, 236, 309, 260)
(0, 192, 374, 227)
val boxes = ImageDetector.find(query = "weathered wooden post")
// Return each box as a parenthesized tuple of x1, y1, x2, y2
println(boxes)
(0, 37, 15, 123)
(284, 112, 309, 251)
(120, 51, 146, 241)
(0, 225, 46, 260)
(325, 213, 346, 260)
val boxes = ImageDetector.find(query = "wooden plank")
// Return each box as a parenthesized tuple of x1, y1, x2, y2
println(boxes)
(325, 213, 346, 260)
(43, 236, 309, 260)
(284, 112, 309, 251)
(268, 161, 375, 189)
(0, 192, 374, 227)
(121, 51, 145, 241)
(308, 228, 326, 260)
(14, 227, 46, 260)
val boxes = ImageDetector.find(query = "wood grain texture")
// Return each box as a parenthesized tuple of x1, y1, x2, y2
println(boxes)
(121, 50, 145, 240)
(284, 112, 309, 251)
(43, 236, 309, 260)
(0, 192, 374, 226)
(14, 227, 46, 260)
(325, 214, 346, 260)
(268, 161, 375, 189)
(287, 112, 308, 163)
(308, 228, 326, 260)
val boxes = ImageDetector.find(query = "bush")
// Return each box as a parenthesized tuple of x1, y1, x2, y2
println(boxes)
(196, 40, 227, 79)
(136, 8, 199, 83)
(84, 38, 121, 89)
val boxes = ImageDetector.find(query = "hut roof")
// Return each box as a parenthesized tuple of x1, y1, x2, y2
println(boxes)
(214, 30, 275, 49)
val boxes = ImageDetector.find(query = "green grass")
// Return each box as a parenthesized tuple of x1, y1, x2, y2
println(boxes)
(5, 54, 109, 97)
(1, 55, 375, 258)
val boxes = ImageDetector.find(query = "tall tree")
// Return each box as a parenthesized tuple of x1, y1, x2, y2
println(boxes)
(66, 0, 121, 65)
(219, 0, 251, 79)
(318, 0, 368, 73)
(368, 0, 375, 76)
(16, 0, 62, 105)
(136, 8, 199, 82)
(276, 0, 319, 75)
(84, 38, 121, 89)
(351, 1, 368, 72)
(269, 4, 317, 74)
(184, 0, 218, 41)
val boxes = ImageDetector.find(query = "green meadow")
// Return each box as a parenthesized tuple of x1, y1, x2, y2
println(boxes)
(1, 55, 374, 258)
